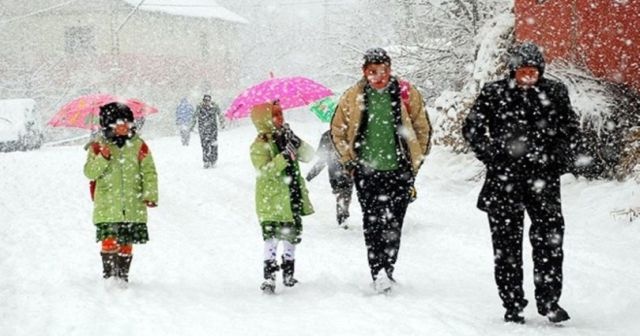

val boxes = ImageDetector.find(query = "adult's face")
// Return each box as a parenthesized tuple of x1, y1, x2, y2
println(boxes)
(363, 63, 391, 90)
(515, 66, 540, 88)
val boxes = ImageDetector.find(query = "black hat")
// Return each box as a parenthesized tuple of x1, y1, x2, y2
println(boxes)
(363, 48, 391, 67)
(99, 102, 134, 130)
(203, 94, 211, 100)
(508, 41, 546, 76)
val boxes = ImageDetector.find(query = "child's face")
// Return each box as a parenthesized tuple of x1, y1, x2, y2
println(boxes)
(271, 106, 284, 129)
(112, 119, 132, 136)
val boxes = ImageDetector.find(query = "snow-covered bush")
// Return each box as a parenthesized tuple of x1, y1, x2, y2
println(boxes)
(430, 8, 514, 154)
(545, 61, 640, 180)
(430, 91, 474, 153)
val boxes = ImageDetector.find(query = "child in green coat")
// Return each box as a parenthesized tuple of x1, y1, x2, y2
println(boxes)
(84, 102, 158, 283)
(249, 101, 314, 293)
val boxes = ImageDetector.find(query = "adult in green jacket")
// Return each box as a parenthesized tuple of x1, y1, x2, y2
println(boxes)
(250, 101, 314, 293)
(84, 102, 158, 284)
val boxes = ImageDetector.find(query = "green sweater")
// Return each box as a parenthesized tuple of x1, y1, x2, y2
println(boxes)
(360, 88, 399, 171)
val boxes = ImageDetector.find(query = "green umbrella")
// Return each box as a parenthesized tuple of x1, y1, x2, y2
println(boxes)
(309, 95, 338, 123)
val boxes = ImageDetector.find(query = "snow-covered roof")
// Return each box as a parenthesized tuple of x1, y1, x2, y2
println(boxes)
(123, 0, 248, 24)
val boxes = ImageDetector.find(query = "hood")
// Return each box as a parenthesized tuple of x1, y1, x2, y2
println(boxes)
(100, 102, 134, 129)
(508, 41, 546, 77)
(250, 102, 278, 134)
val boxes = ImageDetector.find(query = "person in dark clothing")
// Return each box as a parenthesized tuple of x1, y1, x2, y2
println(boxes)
(306, 130, 354, 227)
(331, 48, 432, 293)
(191, 94, 221, 168)
(462, 41, 580, 324)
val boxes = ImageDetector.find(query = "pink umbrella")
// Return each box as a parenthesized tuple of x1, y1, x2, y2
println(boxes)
(225, 76, 332, 120)
(48, 93, 158, 130)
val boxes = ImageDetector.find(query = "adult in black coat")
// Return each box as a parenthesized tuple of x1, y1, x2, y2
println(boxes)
(462, 42, 580, 324)
(306, 130, 354, 226)
(191, 94, 221, 168)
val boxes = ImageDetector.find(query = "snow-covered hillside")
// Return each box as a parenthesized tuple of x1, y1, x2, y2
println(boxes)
(1, 120, 639, 335)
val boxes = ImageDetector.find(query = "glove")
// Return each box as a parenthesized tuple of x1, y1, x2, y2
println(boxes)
(282, 142, 297, 161)
(100, 145, 111, 159)
(144, 200, 157, 208)
(282, 124, 302, 148)
(274, 128, 288, 151)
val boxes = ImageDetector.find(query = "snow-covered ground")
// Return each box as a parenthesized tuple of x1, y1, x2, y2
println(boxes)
(1, 120, 640, 336)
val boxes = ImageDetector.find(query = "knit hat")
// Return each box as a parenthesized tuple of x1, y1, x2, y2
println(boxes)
(508, 41, 546, 76)
(363, 48, 391, 67)
(99, 102, 133, 130)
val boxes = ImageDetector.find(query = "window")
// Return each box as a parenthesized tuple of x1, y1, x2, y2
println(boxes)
(65, 26, 95, 54)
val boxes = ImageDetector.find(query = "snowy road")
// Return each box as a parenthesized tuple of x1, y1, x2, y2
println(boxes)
(1, 121, 639, 335)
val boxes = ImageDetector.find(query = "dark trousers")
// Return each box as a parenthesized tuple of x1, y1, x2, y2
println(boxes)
(334, 184, 353, 224)
(199, 128, 218, 165)
(487, 177, 565, 312)
(179, 128, 190, 146)
(354, 167, 412, 280)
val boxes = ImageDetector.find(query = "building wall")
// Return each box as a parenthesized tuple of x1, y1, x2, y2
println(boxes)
(515, 0, 640, 92)
(0, 0, 243, 139)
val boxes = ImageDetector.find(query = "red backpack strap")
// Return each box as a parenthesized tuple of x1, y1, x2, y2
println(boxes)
(90, 142, 101, 155)
(90, 181, 96, 201)
(88, 143, 101, 201)
(400, 80, 411, 114)
(138, 141, 150, 162)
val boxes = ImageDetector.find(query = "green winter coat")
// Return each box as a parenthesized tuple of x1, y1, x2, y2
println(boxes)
(250, 103, 315, 223)
(84, 135, 158, 224)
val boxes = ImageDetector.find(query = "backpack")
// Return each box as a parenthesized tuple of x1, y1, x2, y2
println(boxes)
(88, 141, 149, 201)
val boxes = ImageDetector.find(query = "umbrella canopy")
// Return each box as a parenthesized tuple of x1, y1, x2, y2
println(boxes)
(48, 93, 158, 130)
(309, 95, 338, 123)
(225, 76, 332, 120)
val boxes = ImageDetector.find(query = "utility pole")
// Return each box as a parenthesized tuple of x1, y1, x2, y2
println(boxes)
(110, 0, 146, 94)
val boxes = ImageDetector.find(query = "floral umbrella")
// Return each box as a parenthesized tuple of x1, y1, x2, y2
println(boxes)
(48, 93, 158, 130)
(225, 76, 332, 120)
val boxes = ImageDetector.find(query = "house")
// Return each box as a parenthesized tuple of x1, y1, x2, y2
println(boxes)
(515, 0, 640, 93)
(0, 0, 247, 137)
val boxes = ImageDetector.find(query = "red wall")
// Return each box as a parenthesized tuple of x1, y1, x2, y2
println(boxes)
(515, 0, 640, 92)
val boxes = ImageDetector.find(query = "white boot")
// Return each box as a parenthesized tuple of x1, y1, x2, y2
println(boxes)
(374, 275, 392, 294)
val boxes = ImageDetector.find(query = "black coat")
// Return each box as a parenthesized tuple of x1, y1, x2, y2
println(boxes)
(306, 131, 353, 191)
(463, 77, 580, 212)
(193, 102, 220, 138)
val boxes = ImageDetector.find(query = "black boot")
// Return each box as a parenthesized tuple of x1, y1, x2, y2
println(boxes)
(281, 257, 298, 287)
(260, 260, 279, 293)
(539, 303, 570, 323)
(117, 254, 133, 282)
(100, 252, 117, 279)
(504, 309, 525, 324)
(504, 299, 528, 324)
